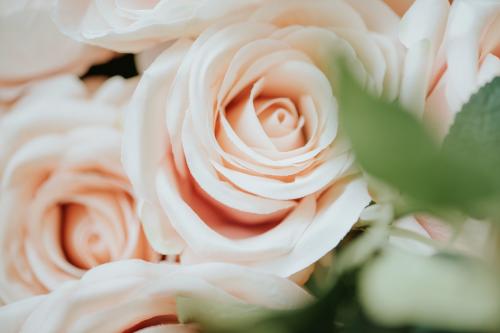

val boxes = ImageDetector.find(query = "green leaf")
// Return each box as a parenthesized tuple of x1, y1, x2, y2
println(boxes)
(443, 77, 500, 170)
(337, 64, 500, 221)
(176, 295, 268, 331)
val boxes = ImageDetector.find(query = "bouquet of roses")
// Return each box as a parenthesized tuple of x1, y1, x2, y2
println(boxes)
(0, 1, 499, 332)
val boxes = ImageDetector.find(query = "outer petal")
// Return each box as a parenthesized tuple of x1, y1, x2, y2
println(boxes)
(53, 0, 266, 52)
(0, 2, 111, 101)
(248, 177, 370, 276)
(0, 99, 117, 178)
(123, 39, 192, 201)
(0, 261, 312, 333)
(399, 0, 449, 114)
(178, 178, 370, 277)
(445, 0, 500, 112)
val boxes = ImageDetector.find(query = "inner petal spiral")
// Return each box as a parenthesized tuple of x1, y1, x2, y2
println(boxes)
(222, 77, 308, 156)
(61, 203, 115, 270)
(256, 97, 306, 151)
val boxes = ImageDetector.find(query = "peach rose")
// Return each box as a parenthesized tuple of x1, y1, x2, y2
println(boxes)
(400, 0, 499, 254)
(0, 76, 158, 303)
(52, 0, 267, 52)
(0, 260, 312, 333)
(424, 0, 500, 137)
(0, 1, 112, 102)
(121, 0, 420, 278)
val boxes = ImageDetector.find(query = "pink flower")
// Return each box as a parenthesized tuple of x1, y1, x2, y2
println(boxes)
(122, 0, 414, 278)
(0, 77, 158, 303)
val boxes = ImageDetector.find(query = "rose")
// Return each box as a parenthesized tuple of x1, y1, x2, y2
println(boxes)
(423, 0, 500, 137)
(0, 260, 312, 333)
(396, 0, 499, 256)
(363, 0, 498, 258)
(0, 76, 158, 303)
(52, 0, 268, 52)
(0, 1, 112, 102)
(121, 0, 421, 278)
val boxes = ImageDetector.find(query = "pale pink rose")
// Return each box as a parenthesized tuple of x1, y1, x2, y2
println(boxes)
(423, 0, 500, 137)
(0, 1, 112, 102)
(52, 0, 268, 52)
(121, 0, 418, 278)
(411, 0, 500, 256)
(0, 76, 158, 303)
(384, 0, 499, 256)
(0, 260, 312, 333)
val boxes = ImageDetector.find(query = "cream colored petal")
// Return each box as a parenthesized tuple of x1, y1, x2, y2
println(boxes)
(138, 200, 186, 255)
(247, 177, 370, 276)
(0, 261, 310, 332)
(477, 54, 500, 87)
(182, 115, 297, 215)
(0, 296, 44, 333)
(345, 0, 400, 36)
(53, 0, 265, 52)
(123, 39, 192, 201)
(212, 152, 353, 201)
(252, 0, 367, 31)
(399, 0, 449, 114)
(0, 100, 117, 178)
(156, 164, 315, 262)
(0, 3, 110, 82)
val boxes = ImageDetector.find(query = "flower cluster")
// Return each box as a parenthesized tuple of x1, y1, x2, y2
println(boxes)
(0, 0, 498, 332)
